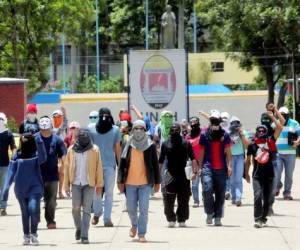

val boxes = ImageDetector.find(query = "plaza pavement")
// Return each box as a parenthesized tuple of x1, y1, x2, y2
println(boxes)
(1, 161, 300, 250)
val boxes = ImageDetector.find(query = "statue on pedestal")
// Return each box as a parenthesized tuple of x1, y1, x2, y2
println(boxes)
(161, 5, 176, 49)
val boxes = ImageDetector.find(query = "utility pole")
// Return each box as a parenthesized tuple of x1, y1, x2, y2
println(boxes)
(178, 0, 185, 49)
(193, 1, 197, 53)
(95, 0, 100, 93)
(145, 0, 149, 50)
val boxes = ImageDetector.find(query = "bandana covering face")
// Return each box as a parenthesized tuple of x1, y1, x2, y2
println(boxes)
(53, 115, 63, 129)
(27, 113, 37, 123)
(96, 108, 114, 134)
(73, 129, 93, 153)
(160, 111, 174, 141)
(170, 123, 182, 147)
(39, 117, 52, 130)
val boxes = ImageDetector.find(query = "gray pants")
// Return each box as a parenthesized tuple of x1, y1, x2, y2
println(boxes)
(72, 184, 94, 238)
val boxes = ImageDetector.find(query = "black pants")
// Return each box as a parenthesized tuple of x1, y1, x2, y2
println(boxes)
(44, 181, 58, 225)
(163, 179, 191, 223)
(253, 177, 273, 222)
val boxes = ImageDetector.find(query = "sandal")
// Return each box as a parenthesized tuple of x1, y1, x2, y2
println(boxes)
(129, 226, 137, 238)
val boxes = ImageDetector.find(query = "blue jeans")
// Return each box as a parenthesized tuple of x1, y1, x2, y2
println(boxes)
(201, 168, 227, 218)
(0, 167, 8, 209)
(72, 185, 94, 238)
(276, 154, 296, 197)
(230, 155, 244, 202)
(93, 167, 115, 222)
(18, 195, 41, 235)
(126, 184, 152, 237)
(192, 164, 200, 204)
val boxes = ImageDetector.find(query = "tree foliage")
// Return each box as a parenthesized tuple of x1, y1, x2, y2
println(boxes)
(196, 0, 300, 103)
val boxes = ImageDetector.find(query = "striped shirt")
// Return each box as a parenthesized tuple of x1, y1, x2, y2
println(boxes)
(276, 119, 300, 154)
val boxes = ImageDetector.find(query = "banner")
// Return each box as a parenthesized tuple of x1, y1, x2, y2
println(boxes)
(128, 50, 188, 123)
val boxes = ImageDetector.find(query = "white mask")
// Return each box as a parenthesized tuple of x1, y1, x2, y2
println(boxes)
(0, 120, 7, 133)
(39, 117, 52, 130)
(27, 113, 37, 123)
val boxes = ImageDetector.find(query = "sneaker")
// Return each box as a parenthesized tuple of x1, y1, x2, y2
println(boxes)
(192, 202, 199, 208)
(179, 222, 186, 227)
(91, 216, 99, 225)
(168, 221, 176, 228)
(284, 196, 293, 200)
(214, 218, 222, 226)
(206, 214, 214, 225)
(104, 220, 114, 227)
(236, 200, 242, 207)
(30, 234, 39, 246)
(75, 229, 81, 240)
(268, 206, 274, 216)
(231, 200, 236, 205)
(254, 221, 263, 228)
(262, 221, 268, 227)
(129, 226, 137, 238)
(81, 237, 89, 244)
(47, 223, 56, 229)
(0, 209, 7, 216)
(225, 192, 231, 200)
(23, 235, 31, 245)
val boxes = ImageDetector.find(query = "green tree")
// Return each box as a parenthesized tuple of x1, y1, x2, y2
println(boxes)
(196, 0, 300, 103)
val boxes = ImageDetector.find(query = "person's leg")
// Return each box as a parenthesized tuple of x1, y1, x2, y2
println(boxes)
(201, 168, 214, 216)
(137, 185, 152, 237)
(230, 156, 237, 202)
(72, 185, 82, 233)
(176, 181, 191, 223)
(275, 154, 284, 194)
(92, 188, 103, 218)
(125, 185, 138, 229)
(163, 192, 177, 222)
(262, 177, 273, 222)
(282, 154, 296, 198)
(103, 168, 116, 224)
(191, 164, 200, 205)
(28, 195, 41, 235)
(213, 170, 227, 219)
(18, 198, 30, 236)
(58, 160, 65, 199)
(44, 181, 58, 226)
(235, 155, 245, 203)
(0, 167, 8, 210)
(81, 186, 94, 239)
(253, 178, 263, 222)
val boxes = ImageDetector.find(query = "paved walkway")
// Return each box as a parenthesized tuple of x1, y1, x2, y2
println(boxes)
(1, 161, 300, 250)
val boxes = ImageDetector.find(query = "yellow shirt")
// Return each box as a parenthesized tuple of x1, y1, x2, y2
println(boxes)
(126, 148, 148, 185)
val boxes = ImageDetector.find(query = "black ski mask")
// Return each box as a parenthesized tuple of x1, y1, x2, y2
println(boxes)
(170, 123, 182, 147)
(96, 108, 114, 134)
(282, 113, 289, 126)
(208, 118, 224, 141)
(73, 129, 93, 153)
(260, 113, 274, 136)
(190, 117, 201, 138)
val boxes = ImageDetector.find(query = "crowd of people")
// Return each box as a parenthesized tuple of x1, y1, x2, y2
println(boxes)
(0, 101, 299, 245)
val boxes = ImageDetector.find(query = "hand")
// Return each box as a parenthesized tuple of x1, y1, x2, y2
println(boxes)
(199, 168, 203, 177)
(191, 173, 197, 180)
(130, 104, 136, 110)
(245, 174, 251, 184)
(96, 187, 103, 196)
(267, 111, 274, 118)
(61, 106, 66, 115)
(154, 184, 160, 193)
(227, 167, 232, 177)
(292, 141, 299, 148)
(118, 183, 125, 193)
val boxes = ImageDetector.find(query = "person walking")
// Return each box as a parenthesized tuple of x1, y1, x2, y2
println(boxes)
(229, 116, 249, 206)
(275, 107, 300, 200)
(64, 121, 80, 149)
(64, 129, 104, 244)
(1, 133, 46, 245)
(90, 108, 121, 227)
(0, 112, 16, 216)
(159, 123, 197, 228)
(199, 111, 232, 226)
(19, 104, 39, 136)
(35, 116, 67, 229)
(118, 120, 160, 242)
(87, 111, 98, 133)
(245, 112, 282, 228)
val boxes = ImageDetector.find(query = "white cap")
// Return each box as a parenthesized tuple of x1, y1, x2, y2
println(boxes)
(230, 116, 240, 123)
(279, 106, 289, 114)
(0, 112, 7, 125)
(221, 112, 230, 120)
(52, 109, 63, 116)
(209, 110, 221, 119)
(89, 111, 98, 117)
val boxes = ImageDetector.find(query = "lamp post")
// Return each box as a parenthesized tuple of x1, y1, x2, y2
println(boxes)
(95, 0, 100, 93)
(145, 0, 149, 50)
(193, 1, 197, 53)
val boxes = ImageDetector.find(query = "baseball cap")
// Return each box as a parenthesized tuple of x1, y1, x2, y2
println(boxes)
(279, 107, 289, 114)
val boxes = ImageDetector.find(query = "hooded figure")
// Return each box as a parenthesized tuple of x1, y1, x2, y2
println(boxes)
(260, 113, 274, 137)
(160, 110, 174, 141)
(221, 112, 230, 132)
(229, 116, 242, 144)
(208, 111, 225, 141)
(96, 108, 114, 134)
(0, 112, 8, 133)
(73, 129, 93, 153)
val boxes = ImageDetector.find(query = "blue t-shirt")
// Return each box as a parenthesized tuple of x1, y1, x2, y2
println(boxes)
(35, 133, 67, 182)
(90, 125, 121, 169)
(230, 130, 248, 156)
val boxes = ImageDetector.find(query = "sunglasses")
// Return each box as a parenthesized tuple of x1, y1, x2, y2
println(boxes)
(134, 127, 145, 131)
(89, 116, 98, 119)
(0, 118, 4, 121)
(258, 129, 266, 134)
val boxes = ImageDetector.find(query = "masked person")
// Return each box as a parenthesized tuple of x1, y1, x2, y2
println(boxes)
(186, 117, 202, 207)
(275, 107, 300, 200)
(90, 108, 121, 227)
(220, 112, 230, 132)
(245, 114, 282, 228)
(154, 110, 174, 147)
(2, 132, 46, 245)
(229, 116, 249, 206)
(87, 111, 99, 133)
(118, 120, 160, 243)
(35, 116, 67, 229)
(64, 121, 80, 149)
(199, 111, 232, 226)
(64, 129, 104, 244)
(159, 123, 197, 228)
(0, 112, 16, 216)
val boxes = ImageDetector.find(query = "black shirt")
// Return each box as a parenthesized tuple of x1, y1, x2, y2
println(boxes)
(247, 138, 276, 178)
(0, 130, 16, 166)
(159, 138, 195, 179)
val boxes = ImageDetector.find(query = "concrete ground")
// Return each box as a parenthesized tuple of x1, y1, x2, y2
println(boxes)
(0, 161, 300, 250)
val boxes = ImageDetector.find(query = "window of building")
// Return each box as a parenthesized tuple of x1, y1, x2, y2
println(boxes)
(211, 62, 224, 72)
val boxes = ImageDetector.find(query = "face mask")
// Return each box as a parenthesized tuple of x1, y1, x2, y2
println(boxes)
(39, 117, 52, 130)
(190, 124, 200, 137)
(27, 113, 37, 123)
(89, 116, 98, 124)
(53, 115, 63, 129)
(96, 114, 113, 134)
(282, 114, 289, 125)
(132, 129, 146, 142)
(210, 118, 221, 127)
(0, 120, 7, 133)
